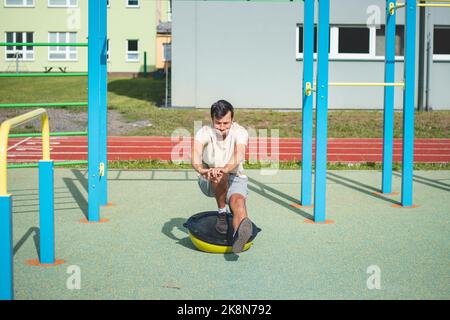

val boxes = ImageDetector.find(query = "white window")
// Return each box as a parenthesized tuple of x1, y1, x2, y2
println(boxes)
(5, 0, 34, 7)
(126, 39, 139, 61)
(107, 39, 110, 61)
(162, 43, 171, 62)
(296, 24, 405, 61)
(433, 26, 450, 61)
(5, 32, 34, 61)
(296, 24, 319, 60)
(127, 0, 139, 8)
(48, 0, 77, 7)
(48, 32, 77, 61)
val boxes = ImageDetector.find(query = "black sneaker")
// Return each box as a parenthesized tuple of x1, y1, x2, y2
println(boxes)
(215, 212, 228, 235)
(232, 217, 253, 253)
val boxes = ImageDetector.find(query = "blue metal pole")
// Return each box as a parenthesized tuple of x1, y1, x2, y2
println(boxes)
(402, 0, 417, 206)
(39, 160, 55, 264)
(0, 195, 13, 300)
(301, 0, 314, 206)
(99, 0, 108, 206)
(88, 0, 101, 221)
(382, 1, 396, 194)
(313, 0, 330, 223)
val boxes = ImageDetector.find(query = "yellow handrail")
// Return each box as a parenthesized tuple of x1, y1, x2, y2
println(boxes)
(0, 108, 50, 195)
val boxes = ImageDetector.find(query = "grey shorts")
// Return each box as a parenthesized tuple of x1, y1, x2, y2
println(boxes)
(198, 173, 248, 204)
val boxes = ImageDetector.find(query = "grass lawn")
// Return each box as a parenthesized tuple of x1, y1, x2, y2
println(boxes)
(0, 76, 449, 138)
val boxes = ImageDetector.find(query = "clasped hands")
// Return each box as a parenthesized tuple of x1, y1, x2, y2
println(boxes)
(200, 167, 229, 183)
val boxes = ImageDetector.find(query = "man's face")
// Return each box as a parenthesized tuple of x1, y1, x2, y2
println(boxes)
(212, 111, 233, 138)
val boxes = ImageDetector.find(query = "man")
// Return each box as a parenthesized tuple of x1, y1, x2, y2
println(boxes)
(191, 100, 253, 253)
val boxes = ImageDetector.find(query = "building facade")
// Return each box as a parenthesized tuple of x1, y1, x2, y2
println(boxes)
(0, 0, 171, 74)
(171, 0, 450, 110)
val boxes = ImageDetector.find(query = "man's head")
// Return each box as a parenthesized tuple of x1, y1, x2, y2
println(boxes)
(210, 100, 234, 137)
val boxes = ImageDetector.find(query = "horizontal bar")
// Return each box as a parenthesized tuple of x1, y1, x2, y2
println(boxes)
(393, 1, 450, 11)
(7, 160, 88, 169)
(9, 131, 87, 138)
(1, 108, 48, 131)
(417, 3, 450, 6)
(0, 73, 87, 78)
(0, 102, 87, 108)
(0, 42, 88, 47)
(328, 82, 405, 87)
(1, 109, 50, 195)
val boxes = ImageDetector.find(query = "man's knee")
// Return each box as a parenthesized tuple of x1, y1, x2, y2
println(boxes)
(229, 194, 246, 211)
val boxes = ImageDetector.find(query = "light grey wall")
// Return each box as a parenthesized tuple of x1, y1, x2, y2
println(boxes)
(428, 8, 450, 110)
(172, 0, 450, 110)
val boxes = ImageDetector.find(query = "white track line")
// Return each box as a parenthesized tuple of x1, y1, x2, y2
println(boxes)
(7, 137, 32, 151)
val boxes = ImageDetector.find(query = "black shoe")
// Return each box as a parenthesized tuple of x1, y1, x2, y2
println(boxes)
(232, 218, 253, 253)
(215, 212, 228, 235)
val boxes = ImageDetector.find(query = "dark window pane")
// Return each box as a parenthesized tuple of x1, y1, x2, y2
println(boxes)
(298, 26, 303, 53)
(16, 32, 23, 50)
(298, 26, 320, 54)
(339, 27, 370, 54)
(434, 27, 450, 55)
(6, 32, 13, 50)
(26, 32, 33, 50)
(128, 40, 138, 51)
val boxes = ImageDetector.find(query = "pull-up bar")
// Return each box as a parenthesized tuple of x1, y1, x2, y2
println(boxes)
(305, 82, 405, 96)
(390, 0, 450, 14)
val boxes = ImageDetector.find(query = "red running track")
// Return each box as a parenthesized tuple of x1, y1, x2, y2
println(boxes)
(6, 136, 450, 163)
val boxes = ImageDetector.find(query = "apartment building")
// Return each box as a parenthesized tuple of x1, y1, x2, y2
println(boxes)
(0, 0, 171, 74)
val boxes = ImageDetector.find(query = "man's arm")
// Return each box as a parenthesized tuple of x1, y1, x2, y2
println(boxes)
(191, 139, 209, 175)
(221, 143, 246, 174)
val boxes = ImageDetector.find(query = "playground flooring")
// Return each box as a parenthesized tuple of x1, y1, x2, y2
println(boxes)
(8, 168, 450, 300)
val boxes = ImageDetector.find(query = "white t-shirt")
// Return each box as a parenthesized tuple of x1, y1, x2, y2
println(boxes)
(194, 122, 249, 176)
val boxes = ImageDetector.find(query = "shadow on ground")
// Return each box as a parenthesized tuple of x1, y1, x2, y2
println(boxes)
(108, 77, 165, 106)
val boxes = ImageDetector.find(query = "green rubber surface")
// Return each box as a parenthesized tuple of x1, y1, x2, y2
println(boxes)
(7, 169, 450, 299)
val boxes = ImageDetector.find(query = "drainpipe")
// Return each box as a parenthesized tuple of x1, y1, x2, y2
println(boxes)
(417, 5, 426, 111)
(425, 10, 432, 112)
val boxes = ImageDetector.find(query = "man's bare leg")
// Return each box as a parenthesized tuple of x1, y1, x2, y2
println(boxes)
(211, 173, 228, 209)
(228, 194, 248, 232)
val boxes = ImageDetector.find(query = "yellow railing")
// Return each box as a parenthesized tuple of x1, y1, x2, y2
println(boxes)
(0, 108, 50, 195)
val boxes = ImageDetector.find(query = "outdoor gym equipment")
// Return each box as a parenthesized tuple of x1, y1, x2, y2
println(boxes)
(0, 0, 108, 300)
(183, 211, 261, 254)
(0, 109, 58, 300)
(298, 0, 446, 222)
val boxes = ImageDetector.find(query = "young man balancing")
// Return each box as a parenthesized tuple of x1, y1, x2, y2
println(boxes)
(191, 100, 253, 253)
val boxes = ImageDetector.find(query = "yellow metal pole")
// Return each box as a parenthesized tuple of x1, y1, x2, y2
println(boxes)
(0, 123, 11, 195)
(0, 108, 50, 195)
(417, 3, 450, 6)
(41, 113, 50, 161)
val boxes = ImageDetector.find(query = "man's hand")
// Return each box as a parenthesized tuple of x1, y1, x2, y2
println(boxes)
(200, 167, 228, 183)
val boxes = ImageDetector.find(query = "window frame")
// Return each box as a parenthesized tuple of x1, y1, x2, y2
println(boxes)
(5, 31, 35, 61)
(433, 26, 450, 62)
(107, 38, 110, 62)
(47, 0, 78, 8)
(48, 31, 78, 61)
(4, 0, 34, 7)
(126, 39, 139, 62)
(126, 0, 139, 8)
(296, 24, 406, 62)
